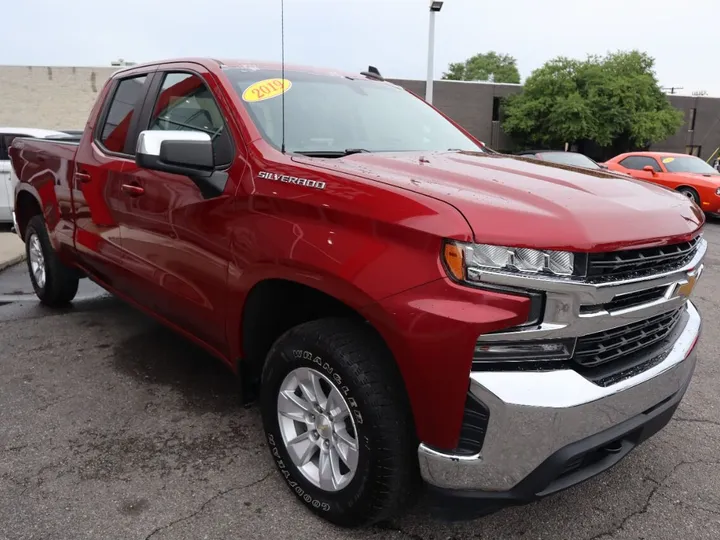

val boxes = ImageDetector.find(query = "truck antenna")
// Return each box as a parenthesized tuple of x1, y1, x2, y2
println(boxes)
(280, 0, 286, 154)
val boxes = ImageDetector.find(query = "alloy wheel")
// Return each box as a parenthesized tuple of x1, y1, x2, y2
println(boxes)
(28, 233, 46, 289)
(276, 367, 359, 492)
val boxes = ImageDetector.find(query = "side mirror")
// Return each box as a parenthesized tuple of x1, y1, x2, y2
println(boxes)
(136, 130, 214, 178)
(642, 165, 657, 175)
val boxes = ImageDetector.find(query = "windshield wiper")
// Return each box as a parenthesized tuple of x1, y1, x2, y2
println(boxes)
(294, 148, 371, 158)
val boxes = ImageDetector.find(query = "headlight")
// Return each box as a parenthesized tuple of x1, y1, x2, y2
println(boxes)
(443, 240, 575, 283)
(716, 187, 720, 196)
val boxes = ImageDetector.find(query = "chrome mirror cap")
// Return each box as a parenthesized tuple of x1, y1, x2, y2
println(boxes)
(136, 130, 211, 157)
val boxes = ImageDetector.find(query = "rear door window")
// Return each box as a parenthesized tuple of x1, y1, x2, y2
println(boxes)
(97, 75, 148, 154)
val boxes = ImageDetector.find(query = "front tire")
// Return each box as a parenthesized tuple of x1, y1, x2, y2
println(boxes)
(25, 215, 79, 307)
(260, 318, 418, 527)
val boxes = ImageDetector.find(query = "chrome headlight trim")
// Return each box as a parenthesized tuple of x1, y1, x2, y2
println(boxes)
(444, 241, 576, 283)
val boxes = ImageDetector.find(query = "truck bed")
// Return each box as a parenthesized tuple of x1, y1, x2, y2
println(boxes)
(10, 137, 80, 249)
(10, 137, 79, 180)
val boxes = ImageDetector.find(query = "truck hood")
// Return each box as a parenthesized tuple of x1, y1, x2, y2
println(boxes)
(294, 151, 703, 251)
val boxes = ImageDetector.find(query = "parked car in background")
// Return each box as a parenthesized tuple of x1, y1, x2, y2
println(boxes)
(516, 150, 632, 177)
(604, 152, 720, 214)
(0, 127, 68, 224)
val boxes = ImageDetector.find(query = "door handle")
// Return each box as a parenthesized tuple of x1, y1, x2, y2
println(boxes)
(74, 172, 92, 184)
(121, 183, 145, 196)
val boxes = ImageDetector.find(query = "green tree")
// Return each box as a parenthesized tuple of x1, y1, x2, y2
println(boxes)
(502, 50, 683, 154)
(442, 52, 521, 84)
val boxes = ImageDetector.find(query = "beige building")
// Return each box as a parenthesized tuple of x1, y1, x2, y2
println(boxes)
(0, 65, 118, 129)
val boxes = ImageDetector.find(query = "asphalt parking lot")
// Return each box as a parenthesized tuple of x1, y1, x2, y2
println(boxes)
(1, 218, 720, 540)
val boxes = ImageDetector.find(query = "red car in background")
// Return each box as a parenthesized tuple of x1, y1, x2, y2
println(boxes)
(604, 151, 720, 214)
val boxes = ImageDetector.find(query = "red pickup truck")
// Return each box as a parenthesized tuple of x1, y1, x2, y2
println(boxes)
(9, 58, 706, 526)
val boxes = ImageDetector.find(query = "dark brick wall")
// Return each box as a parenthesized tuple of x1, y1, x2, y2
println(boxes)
(388, 78, 522, 152)
(655, 95, 720, 161)
(389, 78, 720, 161)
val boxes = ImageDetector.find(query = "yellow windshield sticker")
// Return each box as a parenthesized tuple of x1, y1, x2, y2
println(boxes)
(242, 78, 292, 103)
(662, 157, 675, 163)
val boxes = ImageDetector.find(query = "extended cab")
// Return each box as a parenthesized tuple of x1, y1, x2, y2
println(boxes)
(9, 58, 706, 526)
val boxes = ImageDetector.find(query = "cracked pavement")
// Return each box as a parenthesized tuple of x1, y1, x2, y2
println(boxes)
(1, 217, 720, 540)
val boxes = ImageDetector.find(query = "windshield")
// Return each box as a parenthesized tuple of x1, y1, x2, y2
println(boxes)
(538, 152, 600, 169)
(224, 68, 484, 155)
(662, 156, 719, 174)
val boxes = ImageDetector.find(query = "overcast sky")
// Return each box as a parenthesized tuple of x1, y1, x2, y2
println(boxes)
(3, 0, 718, 96)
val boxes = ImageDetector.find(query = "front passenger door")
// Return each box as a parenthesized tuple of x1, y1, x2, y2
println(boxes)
(118, 69, 238, 355)
(618, 156, 662, 182)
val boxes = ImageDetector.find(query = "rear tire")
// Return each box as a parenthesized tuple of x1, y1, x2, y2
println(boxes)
(677, 187, 701, 206)
(25, 215, 79, 307)
(260, 317, 418, 527)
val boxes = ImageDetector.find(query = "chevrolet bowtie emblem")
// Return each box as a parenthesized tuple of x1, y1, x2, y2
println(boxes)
(676, 276, 697, 298)
(675, 267, 703, 299)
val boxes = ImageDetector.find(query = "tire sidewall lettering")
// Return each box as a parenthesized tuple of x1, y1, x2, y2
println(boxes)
(264, 346, 370, 514)
(266, 430, 332, 512)
(291, 349, 363, 425)
(261, 323, 411, 525)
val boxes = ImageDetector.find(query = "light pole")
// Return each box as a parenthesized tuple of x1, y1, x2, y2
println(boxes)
(425, 1, 444, 104)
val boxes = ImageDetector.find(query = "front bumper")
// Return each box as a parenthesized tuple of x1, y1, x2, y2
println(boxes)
(700, 192, 720, 214)
(418, 300, 700, 516)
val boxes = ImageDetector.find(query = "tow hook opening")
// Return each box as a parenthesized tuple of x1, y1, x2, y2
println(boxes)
(603, 439, 624, 454)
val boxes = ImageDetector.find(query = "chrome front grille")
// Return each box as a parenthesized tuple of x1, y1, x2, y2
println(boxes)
(472, 235, 705, 385)
(580, 285, 668, 314)
(585, 236, 702, 281)
(573, 308, 684, 368)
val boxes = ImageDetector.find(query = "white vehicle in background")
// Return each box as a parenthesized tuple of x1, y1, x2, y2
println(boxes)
(0, 127, 69, 225)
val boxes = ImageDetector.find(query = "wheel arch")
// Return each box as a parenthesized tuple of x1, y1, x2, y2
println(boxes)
(235, 274, 419, 438)
(14, 187, 43, 241)
(675, 185, 701, 202)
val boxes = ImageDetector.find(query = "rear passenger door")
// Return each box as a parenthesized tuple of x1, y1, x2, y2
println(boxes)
(72, 71, 155, 285)
(115, 67, 238, 355)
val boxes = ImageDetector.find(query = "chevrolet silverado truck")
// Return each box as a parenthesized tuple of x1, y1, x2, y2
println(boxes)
(9, 58, 706, 527)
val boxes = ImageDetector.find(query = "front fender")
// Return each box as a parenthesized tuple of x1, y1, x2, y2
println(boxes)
(225, 260, 394, 360)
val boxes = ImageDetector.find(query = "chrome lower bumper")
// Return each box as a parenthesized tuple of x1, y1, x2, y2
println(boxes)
(418, 301, 701, 492)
